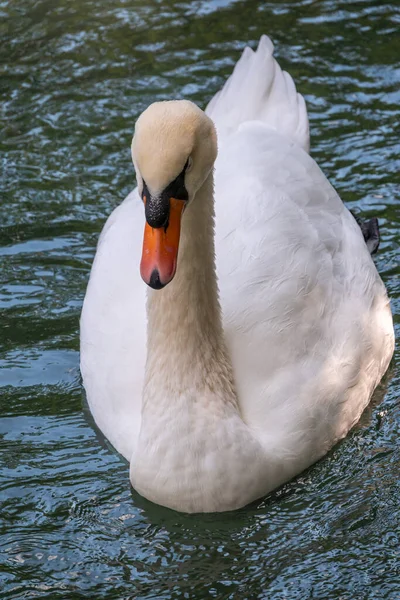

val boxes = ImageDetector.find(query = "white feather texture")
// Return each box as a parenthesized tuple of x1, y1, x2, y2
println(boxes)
(206, 35, 310, 152)
(80, 36, 394, 513)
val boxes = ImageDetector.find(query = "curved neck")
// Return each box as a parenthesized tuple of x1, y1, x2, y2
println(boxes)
(143, 172, 237, 407)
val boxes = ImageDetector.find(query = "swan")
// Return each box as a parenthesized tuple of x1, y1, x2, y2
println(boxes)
(80, 35, 395, 513)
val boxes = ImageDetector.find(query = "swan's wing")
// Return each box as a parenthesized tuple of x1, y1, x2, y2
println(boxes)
(206, 35, 310, 153)
(215, 125, 394, 463)
(80, 191, 146, 461)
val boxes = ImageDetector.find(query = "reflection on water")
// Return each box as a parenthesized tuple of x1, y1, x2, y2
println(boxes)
(0, 0, 399, 598)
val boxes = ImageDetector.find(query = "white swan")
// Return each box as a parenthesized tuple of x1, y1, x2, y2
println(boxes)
(80, 35, 394, 513)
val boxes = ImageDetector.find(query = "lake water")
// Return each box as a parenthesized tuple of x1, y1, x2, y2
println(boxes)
(1, 0, 399, 598)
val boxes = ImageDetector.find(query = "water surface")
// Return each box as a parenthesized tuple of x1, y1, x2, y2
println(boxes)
(1, 0, 399, 598)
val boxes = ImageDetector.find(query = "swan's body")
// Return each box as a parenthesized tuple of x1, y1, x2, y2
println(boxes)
(80, 36, 394, 512)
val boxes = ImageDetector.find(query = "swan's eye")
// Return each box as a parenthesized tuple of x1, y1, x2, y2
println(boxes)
(186, 156, 193, 172)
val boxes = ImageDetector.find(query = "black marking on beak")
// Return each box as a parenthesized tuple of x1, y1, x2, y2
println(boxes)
(149, 269, 165, 290)
(144, 186, 170, 229)
(141, 159, 190, 229)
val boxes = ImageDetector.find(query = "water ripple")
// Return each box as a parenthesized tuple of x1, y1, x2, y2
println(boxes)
(0, 0, 399, 598)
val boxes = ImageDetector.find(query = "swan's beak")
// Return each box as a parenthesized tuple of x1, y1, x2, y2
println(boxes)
(140, 197, 186, 289)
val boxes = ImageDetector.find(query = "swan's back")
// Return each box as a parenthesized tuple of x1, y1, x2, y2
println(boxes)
(215, 125, 393, 462)
(208, 37, 393, 460)
(80, 35, 394, 467)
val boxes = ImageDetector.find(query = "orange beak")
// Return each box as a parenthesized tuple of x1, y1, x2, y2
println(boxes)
(140, 197, 186, 289)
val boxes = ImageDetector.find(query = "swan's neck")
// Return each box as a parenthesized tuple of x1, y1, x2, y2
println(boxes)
(143, 171, 238, 408)
(133, 173, 270, 513)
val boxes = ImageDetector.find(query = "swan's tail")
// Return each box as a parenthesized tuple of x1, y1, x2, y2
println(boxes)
(206, 35, 310, 153)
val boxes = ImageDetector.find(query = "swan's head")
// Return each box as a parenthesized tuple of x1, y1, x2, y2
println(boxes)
(131, 100, 217, 289)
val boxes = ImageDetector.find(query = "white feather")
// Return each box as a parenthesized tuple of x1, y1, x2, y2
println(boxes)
(206, 35, 310, 152)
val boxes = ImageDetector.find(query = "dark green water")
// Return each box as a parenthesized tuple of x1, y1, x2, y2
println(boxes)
(1, 0, 399, 598)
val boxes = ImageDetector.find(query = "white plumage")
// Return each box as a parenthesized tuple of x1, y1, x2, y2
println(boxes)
(80, 35, 394, 512)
